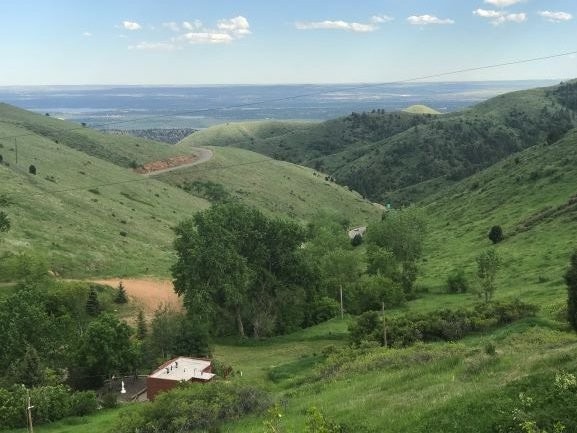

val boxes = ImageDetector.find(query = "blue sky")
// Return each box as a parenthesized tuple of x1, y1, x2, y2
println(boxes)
(1, 0, 576, 85)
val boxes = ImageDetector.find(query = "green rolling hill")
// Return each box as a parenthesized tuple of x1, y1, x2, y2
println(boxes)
(180, 81, 577, 205)
(0, 104, 380, 279)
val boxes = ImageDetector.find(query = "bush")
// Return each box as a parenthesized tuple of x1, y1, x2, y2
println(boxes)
(0, 385, 96, 428)
(70, 391, 98, 416)
(349, 300, 538, 347)
(488, 225, 504, 244)
(111, 382, 271, 433)
(308, 296, 341, 324)
(446, 268, 470, 293)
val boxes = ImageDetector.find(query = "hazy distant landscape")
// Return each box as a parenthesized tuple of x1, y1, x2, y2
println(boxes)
(0, 80, 557, 129)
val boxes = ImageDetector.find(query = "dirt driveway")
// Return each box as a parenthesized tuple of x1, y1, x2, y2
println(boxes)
(95, 278, 183, 314)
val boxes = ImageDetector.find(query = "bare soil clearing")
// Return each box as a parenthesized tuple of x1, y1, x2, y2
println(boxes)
(95, 278, 183, 314)
(136, 148, 213, 176)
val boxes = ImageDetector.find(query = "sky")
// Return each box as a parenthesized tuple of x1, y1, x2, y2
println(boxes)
(0, 0, 576, 85)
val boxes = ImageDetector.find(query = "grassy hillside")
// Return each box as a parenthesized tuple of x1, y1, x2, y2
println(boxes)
(403, 104, 441, 115)
(154, 145, 380, 223)
(178, 111, 432, 171)
(0, 104, 379, 278)
(419, 127, 577, 310)
(0, 118, 210, 278)
(181, 81, 576, 204)
(0, 103, 190, 167)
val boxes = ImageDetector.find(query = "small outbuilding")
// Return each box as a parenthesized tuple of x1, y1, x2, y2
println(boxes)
(146, 356, 215, 401)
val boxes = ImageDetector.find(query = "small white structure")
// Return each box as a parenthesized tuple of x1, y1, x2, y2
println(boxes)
(348, 226, 366, 240)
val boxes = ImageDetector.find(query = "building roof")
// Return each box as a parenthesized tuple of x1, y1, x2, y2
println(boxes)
(148, 357, 215, 382)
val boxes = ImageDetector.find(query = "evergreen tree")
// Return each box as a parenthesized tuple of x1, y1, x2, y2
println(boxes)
(86, 288, 100, 316)
(566, 251, 577, 332)
(136, 310, 147, 340)
(114, 281, 128, 304)
(488, 225, 504, 244)
(9, 345, 45, 387)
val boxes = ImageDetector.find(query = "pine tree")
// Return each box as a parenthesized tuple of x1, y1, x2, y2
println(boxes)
(136, 310, 147, 340)
(86, 287, 101, 316)
(10, 345, 45, 387)
(566, 251, 577, 332)
(114, 281, 128, 304)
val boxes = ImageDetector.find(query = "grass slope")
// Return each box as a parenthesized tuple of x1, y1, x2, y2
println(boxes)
(0, 104, 379, 277)
(156, 146, 380, 223)
(0, 118, 210, 278)
(181, 81, 576, 204)
(403, 104, 441, 115)
(0, 103, 190, 167)
(419, 127, 577, 310)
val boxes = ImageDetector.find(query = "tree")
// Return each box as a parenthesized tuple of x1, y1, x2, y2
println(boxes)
(85, 288, 100, 316)
(172, 203, 311, 338)
(476, 249, 501, 303)
(73, 314, 136, 388)
(0, 211, 9, 233)
(488, 225, 504, 244)
(114, 281, 128, 304)
(136, 310, 147, 340)
(366, 208, 427, 295)
(9, 345, 45, 387)
(565, 251, 577, 332)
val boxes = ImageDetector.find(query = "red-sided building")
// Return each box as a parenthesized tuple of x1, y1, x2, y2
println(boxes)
(146, 356, 215, 401)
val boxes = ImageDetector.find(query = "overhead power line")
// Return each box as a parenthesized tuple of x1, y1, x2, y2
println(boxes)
(0, 50, 575, 143)
(0, 50, 575, 200)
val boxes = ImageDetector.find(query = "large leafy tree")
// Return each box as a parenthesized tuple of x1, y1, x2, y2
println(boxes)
(73, 314, 136, 388)
(366, 207, 427, 295)
(172, 203, 312, 338)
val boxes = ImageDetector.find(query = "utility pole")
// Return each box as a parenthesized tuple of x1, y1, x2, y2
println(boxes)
(382, 302, 388, 349)
(340, 285, 344, 319)
(14, 138, 18, 165)
(26, 388, 34, 433)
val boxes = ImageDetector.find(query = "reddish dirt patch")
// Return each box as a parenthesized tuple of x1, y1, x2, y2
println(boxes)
(95, 278, 183, 314)
(135, 155, 197, 174)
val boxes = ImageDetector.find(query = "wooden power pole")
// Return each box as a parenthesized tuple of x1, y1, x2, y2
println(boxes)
(340, 285, 344, 319)
(382, 302, 388, 349)
(26, 388, 34, 433)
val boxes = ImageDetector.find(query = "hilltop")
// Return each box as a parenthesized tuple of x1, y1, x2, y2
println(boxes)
(402, 104, 441, 115)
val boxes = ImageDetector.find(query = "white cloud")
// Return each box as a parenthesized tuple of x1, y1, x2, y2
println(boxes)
(538, 11, 573, 22)
(371, 15, 394, 24)
(407, 15, 455, 25)
(122, 20, 142, 31)
(177, 32, 234, 44)
(217, 16, 251, 36)
(295, 20, 377, 32)
(130, 16, 250, 49)
(182, 20, 203, 31)
(295, 15, 394, 33)
(129, 41, 177, 51)
(162, 22, 181, 32)
(474, 9, 527, 25)
(82, 32, 92, 37)
(484, 0, 523, 7)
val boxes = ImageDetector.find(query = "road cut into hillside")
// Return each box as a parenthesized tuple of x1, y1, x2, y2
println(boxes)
(136, 147, 213, 176)
(95, 278, 183, 315)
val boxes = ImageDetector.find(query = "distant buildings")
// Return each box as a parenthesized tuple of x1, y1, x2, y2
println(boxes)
(146, 357, 215, 401)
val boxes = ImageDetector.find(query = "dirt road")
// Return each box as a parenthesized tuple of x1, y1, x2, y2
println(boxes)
(140, 147, 213, 176)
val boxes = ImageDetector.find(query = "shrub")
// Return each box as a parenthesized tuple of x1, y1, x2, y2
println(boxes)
(112, 382, 271, 433)
(349, 300, 538, 347)
(488, 225, 504, 244)
(446, 268, 470, 293)
(70, 390, 98, 416)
